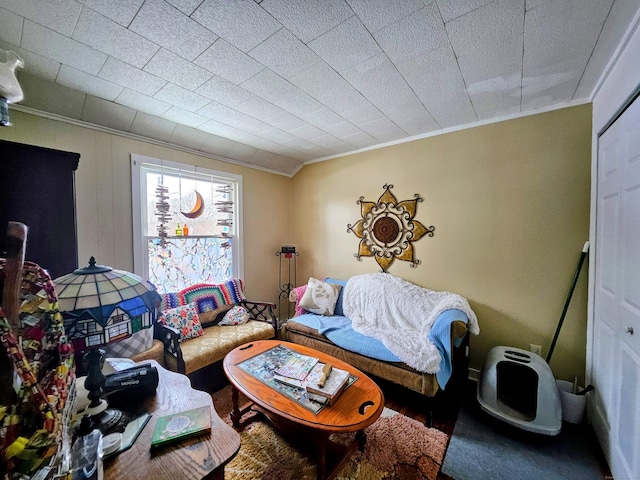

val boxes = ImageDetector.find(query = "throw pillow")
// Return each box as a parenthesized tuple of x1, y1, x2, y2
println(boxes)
(289, 284, 309, 316)
(299, 277, 342, 316)
(158, 303, 205, 342)
(218, 305, 250, 326)
(324, 278, 348, 316)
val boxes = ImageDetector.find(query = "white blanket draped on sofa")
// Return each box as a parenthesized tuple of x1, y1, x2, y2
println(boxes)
(343, 273, 479, 373)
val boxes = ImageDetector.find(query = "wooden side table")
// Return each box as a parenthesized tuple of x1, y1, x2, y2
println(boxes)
(104, 361, 240, 480)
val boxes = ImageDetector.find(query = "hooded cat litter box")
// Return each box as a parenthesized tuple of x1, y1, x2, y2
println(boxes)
(477, 346, 562, 436)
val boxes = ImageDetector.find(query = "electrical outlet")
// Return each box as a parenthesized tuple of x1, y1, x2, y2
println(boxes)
(530, 344, 542, 356)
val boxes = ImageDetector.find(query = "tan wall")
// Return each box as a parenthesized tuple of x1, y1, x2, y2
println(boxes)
(291, 104, 592, 383)
(0, 110, 290, 304)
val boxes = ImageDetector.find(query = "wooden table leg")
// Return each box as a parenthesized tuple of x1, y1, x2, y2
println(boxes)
(317, 432, 328, 480)
(230, 385, 241, 428)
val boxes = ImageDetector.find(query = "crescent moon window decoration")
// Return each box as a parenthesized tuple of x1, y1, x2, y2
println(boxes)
(347, 184, 435, 272)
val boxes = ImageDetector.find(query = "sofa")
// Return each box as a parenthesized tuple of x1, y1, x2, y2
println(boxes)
(152, 280, 277, 376)
(282, 275, 477, 403)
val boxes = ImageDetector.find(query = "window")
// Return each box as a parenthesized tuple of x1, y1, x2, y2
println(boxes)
(131, 154, 243, 293)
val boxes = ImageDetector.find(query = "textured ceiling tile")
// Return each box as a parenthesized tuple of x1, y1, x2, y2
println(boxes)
(287, 62, 369, 113)
(311, 134, 352, 149)
(299, 106, 345, 129)
(342, 53, 420, 112)
(115, 88, 171, 116)
(345, 0, 432, 33)
(446, 0, 524, 58)
(340, 103, 385, 125)
(99, 57, 166, 97)
(130, 111, 176, 141)
(341, 130, 378, 148)
(18, 72, 85, 120)
(73, 8, 159, 69)
(384, 99, 437, 135)
(0, 41, 61, 82)
(165, 0, 202, 16)
(192, 0, 282, 53)
(248, 29, 321, 80)
(198, 133, 248, 157)
(288, 123, 329, 142)
(0, 7, 22, 45)
(574, 0, 633, 100)
(374, 3, 448, 64)
(476, 104, 521, 121)
(82, 0, 145, 26)
(57, 65, 124, 101)
(457, 35, 523, 84)
(22, 20, 108, 75)
(233, 95, 290, 121)
(1, 0, 80, 36)
(268, 111, 309, 131)
(261, 0, 353, 43)
(194, 39, 264, 84)
(428, 96, 477, 125)
(198, 101, 272, 134)
(161, 106, 209, 127)
(153, 83, 210, 111)
(144, 48, 212, 90)
(436, 0, 494, 23)
(129, 0, 217, 61)
(468, 85, 521, 117)
(396, 45, 469, 105)
(308, 15, 382, 72)
(249, 150, 302, 173)
(241, 69, 324, 117)
(523, 0, 611, 73)
(168, 124, 209, 150)
(259, 127, 299, 144)
(196, 76, 254, 106)
(359, 116, 406, 140)
(522, 53, 588, 108)
(81, 95, 136, 131)
(322, 120, 363, 138)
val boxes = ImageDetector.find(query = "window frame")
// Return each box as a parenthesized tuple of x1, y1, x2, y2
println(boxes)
(131, 153, 244, 285)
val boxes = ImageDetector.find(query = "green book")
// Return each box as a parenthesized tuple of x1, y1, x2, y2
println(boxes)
(150, 405, 211, 449)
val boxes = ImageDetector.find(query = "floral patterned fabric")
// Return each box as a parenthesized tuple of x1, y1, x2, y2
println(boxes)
(219, 305, 250, 326)
(158, 303, 205, 341)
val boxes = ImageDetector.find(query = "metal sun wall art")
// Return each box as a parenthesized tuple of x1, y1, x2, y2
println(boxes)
(347, 184, 435, 272)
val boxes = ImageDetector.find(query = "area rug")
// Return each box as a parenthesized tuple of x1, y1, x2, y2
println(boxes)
(441, 400, 605, 480)
(212, 386, 448, 480)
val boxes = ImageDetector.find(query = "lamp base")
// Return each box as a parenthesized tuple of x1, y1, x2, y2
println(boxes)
(82, 406, 129, 436)
(83, 398, 108, 416)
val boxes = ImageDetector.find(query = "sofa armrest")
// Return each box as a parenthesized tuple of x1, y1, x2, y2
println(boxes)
(153, 322, 186, 374)
(242, 300, 278, 332)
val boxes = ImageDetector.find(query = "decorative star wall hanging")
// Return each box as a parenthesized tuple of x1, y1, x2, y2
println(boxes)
(347, 184, 435, 272)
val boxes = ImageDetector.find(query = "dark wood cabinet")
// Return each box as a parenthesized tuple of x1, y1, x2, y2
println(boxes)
(0, 140, 80, 279)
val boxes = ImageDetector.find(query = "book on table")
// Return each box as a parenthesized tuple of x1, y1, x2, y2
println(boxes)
(273, 362, 351, 406)
(150, 405, 211, 449)
(274, 352, 319, 380)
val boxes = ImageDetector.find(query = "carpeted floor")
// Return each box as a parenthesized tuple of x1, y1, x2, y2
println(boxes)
(212, 385, 449, 480)
(441, 388, 606, 480)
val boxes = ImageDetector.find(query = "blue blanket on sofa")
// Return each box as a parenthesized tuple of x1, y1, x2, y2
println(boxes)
(291, 308, 468, 389)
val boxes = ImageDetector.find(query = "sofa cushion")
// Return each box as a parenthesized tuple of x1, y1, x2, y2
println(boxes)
(299, 277, 342, 316)
(166, 320, 275, 375)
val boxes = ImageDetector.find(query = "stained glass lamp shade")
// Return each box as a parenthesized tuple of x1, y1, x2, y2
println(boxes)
(52, 257, 160, 420)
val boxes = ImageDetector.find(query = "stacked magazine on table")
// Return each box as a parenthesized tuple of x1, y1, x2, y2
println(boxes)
(273, 352, 350, 406)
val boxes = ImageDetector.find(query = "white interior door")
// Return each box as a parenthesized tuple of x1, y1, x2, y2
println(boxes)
(593, 93, 640, 479)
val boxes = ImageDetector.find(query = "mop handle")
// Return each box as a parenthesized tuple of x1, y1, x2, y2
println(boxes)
(546, 241, 590, 363)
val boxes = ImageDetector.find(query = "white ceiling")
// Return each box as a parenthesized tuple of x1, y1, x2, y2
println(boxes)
(1, 0, 638, 175)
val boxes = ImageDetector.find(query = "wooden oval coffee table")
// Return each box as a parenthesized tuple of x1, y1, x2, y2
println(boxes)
(223, 340, 384, 480)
